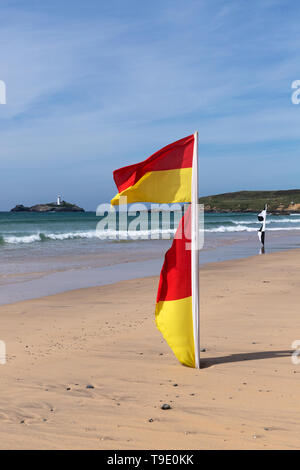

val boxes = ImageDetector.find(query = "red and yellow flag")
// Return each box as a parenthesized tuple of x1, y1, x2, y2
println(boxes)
(111, 135, 194, 205)
(111, 133, 199, 369)
(155, 206, 195, 368)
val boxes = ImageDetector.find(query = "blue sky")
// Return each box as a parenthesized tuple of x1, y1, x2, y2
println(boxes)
(1, 0, 300, 210)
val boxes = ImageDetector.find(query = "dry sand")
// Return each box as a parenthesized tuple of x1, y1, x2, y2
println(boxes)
(0, 250, 300, 449)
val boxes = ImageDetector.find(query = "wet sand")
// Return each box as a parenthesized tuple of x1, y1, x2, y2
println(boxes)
(2, 230, 300, 306)
(0, 249, 299, 449)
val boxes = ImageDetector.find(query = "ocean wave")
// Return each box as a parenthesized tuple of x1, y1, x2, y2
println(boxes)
(3, 233, 44, 244)
(267, 218, 300, 223)
(205, 225, 258, 233)
(1, 229, 177, 244)
(2, 223, 300, 244)
(231, 218, 300, 225)
(268, 226, 300, 231)
(205, 225, 300, 233)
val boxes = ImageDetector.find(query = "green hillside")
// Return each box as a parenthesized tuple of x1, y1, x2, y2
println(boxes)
(199, 190, 300, 213)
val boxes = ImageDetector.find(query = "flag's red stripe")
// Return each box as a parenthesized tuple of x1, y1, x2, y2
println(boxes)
(156, 206, 191, 302)
(113, 135, 194, 194)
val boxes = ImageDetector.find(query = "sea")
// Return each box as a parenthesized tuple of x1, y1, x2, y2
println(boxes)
(1, 210, 300, 305)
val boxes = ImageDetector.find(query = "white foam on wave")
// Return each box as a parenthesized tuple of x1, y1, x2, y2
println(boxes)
(2, 228, 177, 244)
(268, 226, 300, 231)
(206, 225, 300, 233)
(231, 218, 300, 225)
(205, 225, 257, 233)
(3, 223, 300, 244)
(4, 234, 42, 244)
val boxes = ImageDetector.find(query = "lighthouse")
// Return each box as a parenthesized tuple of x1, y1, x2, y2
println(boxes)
(57, 195, 61, 206)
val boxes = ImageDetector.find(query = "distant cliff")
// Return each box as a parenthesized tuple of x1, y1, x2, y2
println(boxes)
(199, 190, 300, 214)
(11, 201, 85, 213)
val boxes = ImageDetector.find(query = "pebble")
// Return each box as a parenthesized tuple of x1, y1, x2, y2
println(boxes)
(148, 418, 153, 422)
(20, 420, 25, 424)
(66, 387, 71, 391)
(173, 383, 178, 387)
(86, 384, 94, 389)
(161, 404, 171, 410)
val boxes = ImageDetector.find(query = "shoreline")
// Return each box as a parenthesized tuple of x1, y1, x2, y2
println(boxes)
(2, 245, 299, 306)
(2, 233, 300, 306)
(0, 249, 300, 448)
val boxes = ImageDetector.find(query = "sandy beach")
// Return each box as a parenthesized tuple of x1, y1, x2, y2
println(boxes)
(0, 249, 299, 449)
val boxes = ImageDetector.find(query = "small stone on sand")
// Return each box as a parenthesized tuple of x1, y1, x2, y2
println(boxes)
(161, 404, 171, 410)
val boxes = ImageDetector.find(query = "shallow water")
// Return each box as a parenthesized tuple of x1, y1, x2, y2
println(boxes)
(0, 211, 300, 305)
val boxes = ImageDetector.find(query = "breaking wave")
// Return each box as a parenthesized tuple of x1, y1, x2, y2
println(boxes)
(1, 229, 177, 244)
(206, 225, 300, 233)
(3, 223, 300, 244)
(231, 218, 300, 225)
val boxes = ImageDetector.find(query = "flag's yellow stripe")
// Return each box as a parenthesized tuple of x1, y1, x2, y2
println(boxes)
(111, 168, 192, 205)
(155, 296, 195, 368)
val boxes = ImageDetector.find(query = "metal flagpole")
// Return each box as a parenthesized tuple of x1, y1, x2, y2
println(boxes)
(191, 131, 200, 369)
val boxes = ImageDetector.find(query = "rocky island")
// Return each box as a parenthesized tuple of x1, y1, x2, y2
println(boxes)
(11, 201, 85, 213)
(199, 190, 300, 214)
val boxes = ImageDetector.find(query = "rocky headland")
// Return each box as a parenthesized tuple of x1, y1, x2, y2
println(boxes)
(11, 201, 85, 213)
(199, 190, 300, 214)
